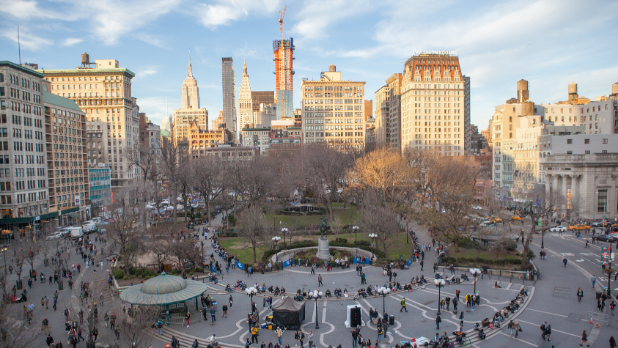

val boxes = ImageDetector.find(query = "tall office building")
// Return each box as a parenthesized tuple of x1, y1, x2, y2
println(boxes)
(386, 73, 403, 153)
(238, 60, 253, 130)
(174, 52, 208, 144)
(38, 53, 139, 189)
(400, 53, 470, 156)
(0, 62, 50, 223)
(374, 85, 390, 145)
(301, 65, 365, 152)
(222, 57, 237, 142)
(274, 38, 295, 120)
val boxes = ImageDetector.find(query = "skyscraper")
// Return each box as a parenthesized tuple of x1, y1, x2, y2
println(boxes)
(238, 60, 253, 130)
(273, 38, 294, 120)
(399, 52, 470, 156)
(174, 51, 208, 145)
(222, 57, 237, 142)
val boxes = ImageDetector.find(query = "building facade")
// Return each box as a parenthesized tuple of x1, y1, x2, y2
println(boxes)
(43, 91, 90, 221)
(89, 164, 111, 217)
(400, 53, 470, 156)
(38, 54, 139, 189)
(543, 153, 618, 220)
(238, 60, 253, 130)
(188, 121, 231, 159)
(174, 54, 209, 145)
(274, 38, 294, 120)
(301, 65, 366, 152)
(222, 57, 237, 141)
(0, 62, 50, 224)
(386, 73, 402, 153)
(374, 85, 389, 145)
(363, 100, 373, 122)
(87, 121, 109, 166)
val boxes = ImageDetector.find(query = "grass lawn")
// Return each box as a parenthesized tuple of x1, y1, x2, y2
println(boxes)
(334, 231, 414, 260)
(218, 238, 269, 265)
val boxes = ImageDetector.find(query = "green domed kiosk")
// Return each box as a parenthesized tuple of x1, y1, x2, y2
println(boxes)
(119, 272, 209, 325)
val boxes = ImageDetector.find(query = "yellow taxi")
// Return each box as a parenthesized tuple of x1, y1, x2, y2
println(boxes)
(511, 216, 524, 221)
(489, 217, 503, 223)
(567, 224, 591, 231)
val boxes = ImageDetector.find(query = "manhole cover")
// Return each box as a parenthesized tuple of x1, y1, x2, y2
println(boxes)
(566, 313, 582, 323)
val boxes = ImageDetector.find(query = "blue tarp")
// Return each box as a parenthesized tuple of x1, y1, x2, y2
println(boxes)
(236, 262, 244, 270)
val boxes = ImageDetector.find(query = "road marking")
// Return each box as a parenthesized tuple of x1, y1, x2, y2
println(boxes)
(515, 319, 581, 338)
(561, 253, 574, 256)
(319, 302, 335, 348)
(498, 332, 538, 347)
(525, 308, 567, 318)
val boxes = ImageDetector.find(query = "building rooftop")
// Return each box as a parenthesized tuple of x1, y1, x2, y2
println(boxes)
(43, 92, 83, 112)
(37, 67, 135, 78)
(0, 61, 46, 77)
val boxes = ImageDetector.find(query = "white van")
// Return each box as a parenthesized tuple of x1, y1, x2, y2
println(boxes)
(82, 222, 97, 234)
(69, 227, 84, 239)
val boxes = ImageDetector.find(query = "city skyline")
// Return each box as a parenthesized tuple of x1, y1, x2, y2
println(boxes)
(1, 0, 617, 129)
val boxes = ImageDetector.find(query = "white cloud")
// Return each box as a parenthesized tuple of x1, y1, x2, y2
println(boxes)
(291, 0, 374, 40)
(135, 96, 175, 125)
(195, 0, 281, 29)
(61, 37, 83, 46)
(0, 0, 68, 20)
(0, 27, 53, 50)
(134, 32, 167, 48)
(135, 68, 157, 80)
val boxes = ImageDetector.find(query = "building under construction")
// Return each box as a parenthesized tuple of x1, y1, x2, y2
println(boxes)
(274, 6, 295, 120)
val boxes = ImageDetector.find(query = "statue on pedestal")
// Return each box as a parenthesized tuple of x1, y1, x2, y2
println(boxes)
(317, 215, 331, 259)
(319, 215, 329, 239)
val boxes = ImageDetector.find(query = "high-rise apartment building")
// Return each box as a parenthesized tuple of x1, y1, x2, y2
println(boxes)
(238, 60, 253, 130)
(222, 57, 237, 141)
(43, 91, 90, 223)
(0, 62, 50, 224)
(174, 53, 208, 145)
(274, 38, 294, 120)
(301, 65, 365, 152)
(38, 53, 139, 189)
(89, 164, 111, 217)
(374, 85, 390, 145)
(386, 73, 402, 153)
(400, 53, 470, 156)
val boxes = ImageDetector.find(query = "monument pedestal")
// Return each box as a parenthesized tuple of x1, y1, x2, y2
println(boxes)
(317, 236, 331, 260)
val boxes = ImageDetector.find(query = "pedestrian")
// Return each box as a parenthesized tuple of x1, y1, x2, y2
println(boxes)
(420, 260, 424, 271)
(580, 330, 590, 347)
(400, 297, 407, 312)
(455, 289, 460, 301)
(610, 336, 616, 348)
(540, 321, 547, 340)
(318, 274, 323, 287)
(46, 334, 54, 346)
(577, 288, 583, 302)
(277, 327, 283, 345)
(591, 276, 596, 288)
(459, 311, 464, 328)
(610, 300, 616, 316)
(295, 330, 300, 346)
(308, 331, 314, 348)
(185, 312, 190, 327)
(156, 319, 163, 335)
(563, 257, 568, 267)
(210, 306, 216, 322)
(376, 323, 383, 345)
(513, 320, 521, 338)
(351, 328, 358, 348)
(311, 264, 316, 275)
(508, 320, 514, 337)
(435, 313, 441, 330)
(545, 324, 552, 341)
(229, 294, 233, 308)
(222, 303, 228, 318)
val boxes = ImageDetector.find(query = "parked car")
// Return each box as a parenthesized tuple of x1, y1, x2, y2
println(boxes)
(46, 232, 63, 240)
(550, 226, 567, 232)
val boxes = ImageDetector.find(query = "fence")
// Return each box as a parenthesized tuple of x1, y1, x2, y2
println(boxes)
(437, 264, 539, 285)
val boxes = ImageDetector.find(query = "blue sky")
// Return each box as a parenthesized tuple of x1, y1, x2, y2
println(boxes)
(1, 0, 617, 130)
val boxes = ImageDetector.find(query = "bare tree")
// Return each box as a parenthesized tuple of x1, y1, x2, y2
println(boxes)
(0, 302, 43, 348)
(107, 190, 144, 270)
(167, 237, 201, 274)
(329, 215, 344, 242)
(192, 158, 225, 226)
(302, 144, 353, 220)
(238, 205, 269, 264)
(361, 191, 401, 255)
(117, 306, 160, 348)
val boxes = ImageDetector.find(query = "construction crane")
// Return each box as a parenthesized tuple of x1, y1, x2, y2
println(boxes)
(278, 5, 287, 118)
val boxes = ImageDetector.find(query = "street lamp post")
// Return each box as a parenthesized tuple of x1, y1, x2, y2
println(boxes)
(281, 228, 288, 250)
(434, 279, 445, 315)
(246, 287, 257, 316)
(377, 286, 391, 314)
(352, 226, 359, 258)
(313, 290, 323, 329)
(470, 268, 481, 294)
(368, 233, 377, 257)
(272, 236, 281, 261)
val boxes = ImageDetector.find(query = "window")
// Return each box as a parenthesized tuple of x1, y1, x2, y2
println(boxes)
(597, 189, 608, 213)
(584, 139, 590, 144)
(566, 151, 573, 154)
(567, 139, 572, 144)
(585, 150, 590, 154)
(602, 138, 608, 144)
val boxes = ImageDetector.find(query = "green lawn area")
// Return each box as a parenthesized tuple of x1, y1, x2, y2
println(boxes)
(335, 232, 413, 260)
(218, 238, 268, 265)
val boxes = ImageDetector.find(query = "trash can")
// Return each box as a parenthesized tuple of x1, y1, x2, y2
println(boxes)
(389, 315, 395, 325)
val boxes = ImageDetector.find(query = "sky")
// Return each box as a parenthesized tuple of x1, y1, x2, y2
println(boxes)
(1, 0, 618, 130)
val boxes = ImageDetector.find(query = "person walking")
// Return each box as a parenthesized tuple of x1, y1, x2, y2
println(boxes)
(513, 320, 521, 338)
(222, 303, 228, 318)
(545, 324, 552, 341)
(580, 330, 590, 347)
(229, 294, 233, 308)
(577, 288, 584, 302)
(455, 289, 460, 301)
(435, 313, 441, 330)
(318, 274, 323, 287)
(295, 330, 300, 346)
(156, 319, 163, 335)
(376, 324, 383, 346)
(459, 311, 464, 328)
(563, 257, 568, 267)
(508, 320, 515, 337)
(308, 331, 314, 348)
(185, 312, 191, 328)
(352, 328, 359, 348)
(400, 298, 407, 312)
(311, 264, 316, 275)
(210, 306, 216, 322)
(610, 300, 616, 316)
(609, 336, 616, 348)
(420, 260, 424, 271)
(540, 321, 547, 340)
(250, 325, 259, 344)
(300, 331, 305, 348)
(277, 327, 283, 345)
(591, 276, 596, 288)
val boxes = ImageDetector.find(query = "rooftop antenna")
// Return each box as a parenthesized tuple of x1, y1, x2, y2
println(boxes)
(17, 27, 22, 65)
